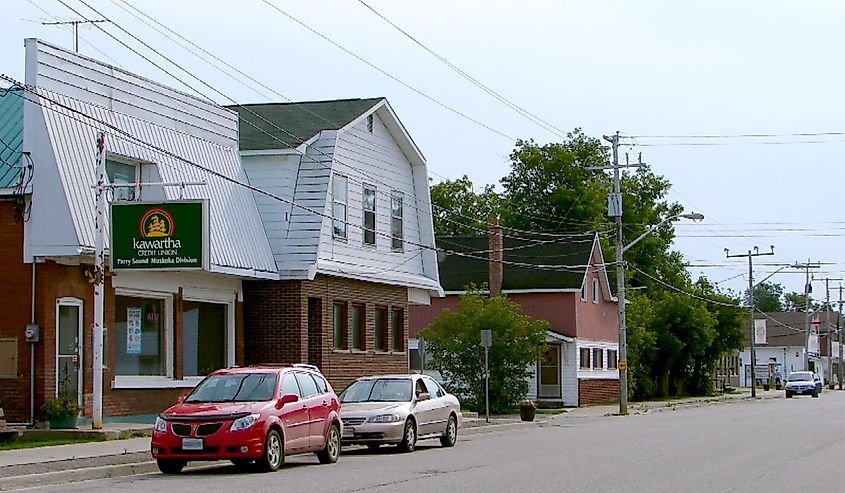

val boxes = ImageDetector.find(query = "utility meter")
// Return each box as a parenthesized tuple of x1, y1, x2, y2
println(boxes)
(25, 324, 39, 343)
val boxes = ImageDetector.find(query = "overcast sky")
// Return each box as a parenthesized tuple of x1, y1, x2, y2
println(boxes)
(4, 1, 845, 301)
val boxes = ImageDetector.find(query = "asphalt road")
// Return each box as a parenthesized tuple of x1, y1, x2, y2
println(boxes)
(22, 391, 845, 493)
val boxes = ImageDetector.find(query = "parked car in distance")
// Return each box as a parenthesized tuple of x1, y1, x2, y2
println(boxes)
(151, 366, 341, 474)
(785, 371, 821, 398)
(339, 374, 461, 453)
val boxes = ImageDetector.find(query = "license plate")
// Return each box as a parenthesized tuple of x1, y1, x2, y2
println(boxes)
(342, 427, 354, 438)
(182, 438, 203, 450)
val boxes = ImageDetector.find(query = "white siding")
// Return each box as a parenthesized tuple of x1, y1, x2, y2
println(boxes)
(24, 39, 277, 277)
(576, 339, 620, 380)
(562, 342, 579, 406)
(526, 364, 538, 401)
(316, 111, 439, 291)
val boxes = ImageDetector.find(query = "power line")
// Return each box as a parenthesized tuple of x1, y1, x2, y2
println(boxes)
(257, 0, 515, 140)
(354, 0, 567, 139)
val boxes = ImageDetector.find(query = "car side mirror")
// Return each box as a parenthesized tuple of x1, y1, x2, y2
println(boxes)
(276, 393, 298, 409)
(176, 395, 185, 404)
(416, 392, 431, 402)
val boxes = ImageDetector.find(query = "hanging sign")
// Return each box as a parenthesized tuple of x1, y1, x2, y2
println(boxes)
(753, 319, 767, 345)
(111, 201, 208, 270)
(126, 307, 142, 355)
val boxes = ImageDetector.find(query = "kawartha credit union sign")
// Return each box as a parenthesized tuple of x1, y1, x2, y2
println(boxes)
(111, 201, 208, 270)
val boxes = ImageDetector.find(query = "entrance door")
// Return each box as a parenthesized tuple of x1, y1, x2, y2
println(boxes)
(538, 345, 561, 399)
(56, 299, 83, 407)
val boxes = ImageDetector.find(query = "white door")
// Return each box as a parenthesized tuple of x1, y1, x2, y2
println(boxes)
(56, 299, 83, 407)
(538, 345, 561, 399)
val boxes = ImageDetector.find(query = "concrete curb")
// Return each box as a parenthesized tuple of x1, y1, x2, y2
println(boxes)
(0, 420, 541, 490)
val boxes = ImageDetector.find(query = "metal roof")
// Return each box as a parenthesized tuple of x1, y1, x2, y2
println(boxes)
(230, 98, 383, 151)
(0, 87, 23, 188)
(37, 88, 278, 278)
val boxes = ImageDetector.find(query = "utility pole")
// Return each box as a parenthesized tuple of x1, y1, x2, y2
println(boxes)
(726, 246, 775, 398)
(793, 261, 821, 370)
(92, 132, 106, 429)
(599, 132, 643, 415)
(42, 18, 109, 53)
(839, 286, 843, 390)
(820, 277, 842, 389)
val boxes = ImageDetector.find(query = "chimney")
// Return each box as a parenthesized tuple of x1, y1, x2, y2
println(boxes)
(489, 218, 503, 297)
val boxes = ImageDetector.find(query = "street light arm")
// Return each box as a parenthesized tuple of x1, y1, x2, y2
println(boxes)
(621, 212, 704, 254)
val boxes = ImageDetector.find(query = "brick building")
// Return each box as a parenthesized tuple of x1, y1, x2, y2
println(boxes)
(409, 230, 619, 407)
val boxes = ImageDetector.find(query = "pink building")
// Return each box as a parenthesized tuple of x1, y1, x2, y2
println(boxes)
(409, 231, 619, 406)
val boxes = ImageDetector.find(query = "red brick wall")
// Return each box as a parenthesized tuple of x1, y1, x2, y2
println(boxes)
(579, 378, 619, 406)
(245, 275, 409, 393)
(0, 200, 33, 422)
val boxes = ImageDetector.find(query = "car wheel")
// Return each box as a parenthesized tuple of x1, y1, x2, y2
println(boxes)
(257, 429, 284, 472)
(398, 418, 417, 453)
(786, 391, 793, 398)
(157, 459, 185, 475)
(813, 391, 819, 398)
(440, 414, 458, 448)
(366, 443, 381, 451)
(316, 423, 340, 464)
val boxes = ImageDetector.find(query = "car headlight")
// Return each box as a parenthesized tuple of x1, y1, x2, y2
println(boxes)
(154, 416, 167, 433)
(230, 413, 261, 432)
(369, 413, 402, 423)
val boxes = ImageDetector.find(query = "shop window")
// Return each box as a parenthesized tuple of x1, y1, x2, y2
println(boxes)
(363, 185, 376, 246)
(579, 347, 591, 369)
(351, 304, 365, 350)
(333, 302, 347, 350)
(390, 309, 404, 352)
(115, 296, 165, 376)
(333, 174, 348, 239)
(183, 301, 227, 377)
(374, 307, 388, 351)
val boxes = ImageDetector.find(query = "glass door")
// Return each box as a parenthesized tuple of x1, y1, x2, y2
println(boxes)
(56, 300, 83, 407)
(538, 345, 561, 399)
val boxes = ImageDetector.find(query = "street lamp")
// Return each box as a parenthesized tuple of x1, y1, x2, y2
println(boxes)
(615, 212, 704, 415)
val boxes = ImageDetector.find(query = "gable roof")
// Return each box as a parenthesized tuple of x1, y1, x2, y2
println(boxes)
(436, 233, 598, 292)
(0, 87, 23, 189)
(229, 98, 384, 151)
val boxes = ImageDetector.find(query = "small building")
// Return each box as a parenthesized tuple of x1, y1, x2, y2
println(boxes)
(409, 229, 618, 406)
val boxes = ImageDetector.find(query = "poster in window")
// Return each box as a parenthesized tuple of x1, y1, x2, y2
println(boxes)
(126, 307, 142, 355)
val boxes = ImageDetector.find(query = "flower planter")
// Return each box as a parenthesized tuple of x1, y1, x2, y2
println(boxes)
(519, 406, 536, 422)
(48, 415, 79, 429)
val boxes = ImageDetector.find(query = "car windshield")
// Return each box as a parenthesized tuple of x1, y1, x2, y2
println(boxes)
(787, 372, 814, 382)
(340, 378, 412, 403)
(185, 373, 277, 403)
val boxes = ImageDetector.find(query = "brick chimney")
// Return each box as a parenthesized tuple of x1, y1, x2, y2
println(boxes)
(489, 218, 503, 297)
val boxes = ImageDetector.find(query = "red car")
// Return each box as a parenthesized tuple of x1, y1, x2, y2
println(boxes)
(151, 366, 341, 474)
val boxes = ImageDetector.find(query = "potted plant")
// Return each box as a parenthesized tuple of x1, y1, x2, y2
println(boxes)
(41, 397, 82, 429)
(518, 400, 537, 422)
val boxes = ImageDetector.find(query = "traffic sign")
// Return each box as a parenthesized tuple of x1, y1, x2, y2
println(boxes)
(618, 360, 627, 371)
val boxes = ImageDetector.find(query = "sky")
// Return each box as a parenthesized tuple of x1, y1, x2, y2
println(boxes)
(3, 0, 845, 302)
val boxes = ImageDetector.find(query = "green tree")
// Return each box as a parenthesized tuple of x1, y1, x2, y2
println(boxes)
(784, 292, 818, 312)
(745, 282, 785, 312)
(419, 291, 549, 413)
(429, 175, 501, 236)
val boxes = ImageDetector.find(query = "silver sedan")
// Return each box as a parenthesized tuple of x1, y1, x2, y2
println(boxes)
(339, 374, 461, 452)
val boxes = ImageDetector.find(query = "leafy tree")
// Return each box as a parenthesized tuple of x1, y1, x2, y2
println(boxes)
(784, 292, 818, 312)
(429, 176, 500, 236)
(419, 290, 549, 413)
(745, 282, 784, 312)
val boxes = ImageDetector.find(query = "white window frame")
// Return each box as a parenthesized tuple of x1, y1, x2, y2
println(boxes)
(180, 295, 236, 377)
(362, 184, 376, 247)
(112, 288, 179, 389)
(592, 278, 600, 304)
(391, 191, 404, 252)
(333, 174, 348, 240)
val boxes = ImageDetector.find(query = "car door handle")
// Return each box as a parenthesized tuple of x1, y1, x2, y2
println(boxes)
(321, 401, 329, 407)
